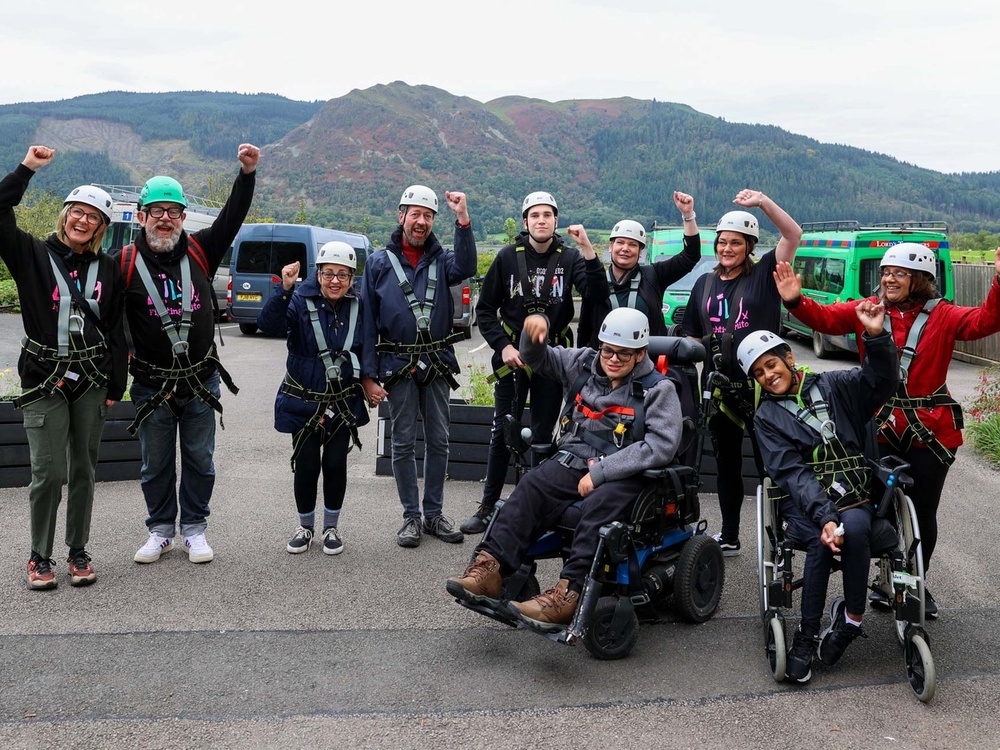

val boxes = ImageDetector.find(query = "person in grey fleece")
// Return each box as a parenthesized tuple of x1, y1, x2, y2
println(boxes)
(446, 308, 682, 628)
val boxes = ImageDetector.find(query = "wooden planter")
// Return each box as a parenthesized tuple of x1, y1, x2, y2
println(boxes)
(375, 400, 530, 484)
(0, 400, 142, 488)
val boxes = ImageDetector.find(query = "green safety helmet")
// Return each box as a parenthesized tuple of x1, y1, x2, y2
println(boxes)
(140, 175, 188, 208)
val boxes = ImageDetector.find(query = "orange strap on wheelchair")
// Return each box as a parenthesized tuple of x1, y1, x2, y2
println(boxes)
(573, 393, 636, 421)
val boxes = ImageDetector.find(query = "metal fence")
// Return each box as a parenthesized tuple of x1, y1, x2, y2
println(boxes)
(953, 263, 1000, 365)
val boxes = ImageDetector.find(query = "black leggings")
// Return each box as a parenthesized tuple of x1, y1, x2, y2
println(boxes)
(292, 427, 350, 515)
(880, 444, 950, 572)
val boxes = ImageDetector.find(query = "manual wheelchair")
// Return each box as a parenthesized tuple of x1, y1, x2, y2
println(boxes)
(757, 455, 936, 702)
(449, 336, 726, 660)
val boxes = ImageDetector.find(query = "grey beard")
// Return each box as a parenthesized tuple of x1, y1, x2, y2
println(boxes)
(147, 226, 182, 253)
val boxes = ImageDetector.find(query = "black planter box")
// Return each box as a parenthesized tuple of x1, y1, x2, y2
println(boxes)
(0, 401, 142, 488)
(375, 400, 531, 484)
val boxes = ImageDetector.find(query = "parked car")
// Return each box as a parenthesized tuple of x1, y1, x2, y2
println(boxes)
(212, 245, 232, 321)
(451, 276, 480, 339)
(646, 225, 718, 329)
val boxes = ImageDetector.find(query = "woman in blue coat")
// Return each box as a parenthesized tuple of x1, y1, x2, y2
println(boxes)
(258, 241, 369, 555)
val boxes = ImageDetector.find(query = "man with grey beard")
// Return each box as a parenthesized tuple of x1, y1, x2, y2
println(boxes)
(115, 143, 259, 567)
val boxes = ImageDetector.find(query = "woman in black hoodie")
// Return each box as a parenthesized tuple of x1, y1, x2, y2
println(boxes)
(0, 146, 127, 591)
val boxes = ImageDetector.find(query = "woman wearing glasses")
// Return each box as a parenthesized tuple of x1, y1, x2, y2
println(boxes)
(774, 244, 1000, 617)
(257, 242, 369, 557)
(0, 146, 127, 590)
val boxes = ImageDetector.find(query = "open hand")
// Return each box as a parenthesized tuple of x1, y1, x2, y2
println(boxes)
(773, 261, 803, 302)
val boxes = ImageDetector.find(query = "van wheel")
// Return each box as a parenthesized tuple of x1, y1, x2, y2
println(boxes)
(812, 331, 832, 359)
(239, 323, 258, 335)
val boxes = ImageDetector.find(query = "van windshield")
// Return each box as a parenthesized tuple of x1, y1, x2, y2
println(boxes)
(235, 240, 307, 277)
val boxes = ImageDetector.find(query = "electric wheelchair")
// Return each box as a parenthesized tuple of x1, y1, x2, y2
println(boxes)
(449, 336, 725, 660)
(757, 455, 936, 702)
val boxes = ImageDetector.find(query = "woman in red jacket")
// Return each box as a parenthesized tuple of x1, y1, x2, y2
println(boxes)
(774, 244, 1000, 618)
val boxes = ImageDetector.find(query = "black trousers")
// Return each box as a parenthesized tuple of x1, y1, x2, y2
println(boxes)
(479, 459, 645, 588)
(292, 427, 350, 515)
(880, 444, 950, 572)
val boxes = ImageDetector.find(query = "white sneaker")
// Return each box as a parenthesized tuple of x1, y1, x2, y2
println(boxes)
(183, 533, 215, 564)
(134, 532, 175, 563)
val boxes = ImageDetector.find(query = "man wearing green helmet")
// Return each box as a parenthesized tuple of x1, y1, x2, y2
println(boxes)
(117, 143, 260, 567)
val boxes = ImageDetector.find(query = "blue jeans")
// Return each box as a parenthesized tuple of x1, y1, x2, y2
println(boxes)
(386, 375, 450, 520)
(131, 372, 220, 537)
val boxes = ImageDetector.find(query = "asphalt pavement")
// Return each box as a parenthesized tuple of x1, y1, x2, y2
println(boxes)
(1, 313, 999, 750)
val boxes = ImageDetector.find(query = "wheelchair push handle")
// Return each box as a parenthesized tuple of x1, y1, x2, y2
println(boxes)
(869, 455, 913, 518)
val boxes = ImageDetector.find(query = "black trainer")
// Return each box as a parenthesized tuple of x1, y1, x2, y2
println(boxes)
(785, 628, 816, 684)
(423, 515, 464, 543)
(459, 503, 494, 535)
(818, 597, 867, 666)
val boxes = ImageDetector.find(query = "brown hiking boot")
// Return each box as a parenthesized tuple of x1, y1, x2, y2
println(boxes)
(446, 550, 502, 601)
(510, 579, 579, 626)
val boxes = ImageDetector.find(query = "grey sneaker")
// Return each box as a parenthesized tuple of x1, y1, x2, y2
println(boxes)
(423, 515, 464, 544)
(322, 527, 344, 556)
(397, 517, 422, 548)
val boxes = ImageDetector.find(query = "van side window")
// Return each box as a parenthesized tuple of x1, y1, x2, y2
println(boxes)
(236, 240, 307, 278)
(793, 257, 845, 295)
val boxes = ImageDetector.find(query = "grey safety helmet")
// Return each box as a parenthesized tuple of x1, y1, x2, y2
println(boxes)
(521, 191, 558, 218)
(609, 219, 647, 249)
(64, 185, 113, 223)
(736, 330, 787, 375)
(880, 242, 936, 280)
(316, 241, 357, 271)
(716, 210, 760, 240)
(398, 185, 438, 214)
(598, 308, 650, 349)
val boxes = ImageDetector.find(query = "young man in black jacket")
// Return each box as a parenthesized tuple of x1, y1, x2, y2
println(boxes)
(460, 191, 606, 534)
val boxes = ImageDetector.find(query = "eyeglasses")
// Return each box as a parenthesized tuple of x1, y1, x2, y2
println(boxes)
(319, 270, 353, 282)
(67, 206, 103, 225)
(144, 206, 184, 219)
(598, 346, 636, 362)
(881, 269, 912, 280)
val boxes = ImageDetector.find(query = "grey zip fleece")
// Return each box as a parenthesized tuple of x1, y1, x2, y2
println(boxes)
(519, 328, 683, 487)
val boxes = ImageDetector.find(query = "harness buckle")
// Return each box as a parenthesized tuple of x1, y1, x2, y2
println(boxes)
(171, 340, 191, 356)
(68, 314, 86, 335)
(819, 419, 837, 444)
(415, 314, 431, 331)
(326, 364, 342, 380)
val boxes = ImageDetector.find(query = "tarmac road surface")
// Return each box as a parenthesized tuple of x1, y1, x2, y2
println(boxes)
(0, 314, 999, 750)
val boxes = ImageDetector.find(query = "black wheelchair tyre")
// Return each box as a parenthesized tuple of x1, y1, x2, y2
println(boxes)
(766, 614, 787, 682)
(582, 597, 639, 660)
(905, 631, 936, 703)
(674, 535, 725, 623)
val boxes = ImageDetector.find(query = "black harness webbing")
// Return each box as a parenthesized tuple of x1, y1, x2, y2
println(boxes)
(283, 296, 363, 470)
(772, 380, 871, 511)
(126, 247, 238, 434)
(875, 298, 959, 464)
(378, 251, 461, 390)
(14, 253, 107, 408)
(699, 273, 754, 427)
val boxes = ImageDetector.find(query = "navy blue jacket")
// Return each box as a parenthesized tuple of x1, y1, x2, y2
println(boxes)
(360, 224, 477, 382)
(258, 276, 369, 435)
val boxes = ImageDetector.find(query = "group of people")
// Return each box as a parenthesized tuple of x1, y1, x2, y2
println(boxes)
(5, 143, 1000, 687)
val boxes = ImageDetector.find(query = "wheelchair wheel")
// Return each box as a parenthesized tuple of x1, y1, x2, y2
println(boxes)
(756, 482, 779, 620)
(582, 596, 639, 660)
(674, 534, 725, 623)
(765, 614, 786, 682)
(893, 490, 927, 646)
(905, 631, 936, 703)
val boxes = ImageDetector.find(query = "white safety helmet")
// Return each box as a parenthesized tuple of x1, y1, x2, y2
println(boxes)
(598, 308, 650, 349)
(398, 185, 438, 214)
(609, 219, 647, 249)
(521, 191, 558, 218)
(716, 210, 759, 240)
(316, 241, 357, 270)
(64, 184, 113, 223)
(736, 330, 787, 375)
(880, 242, 937, 280)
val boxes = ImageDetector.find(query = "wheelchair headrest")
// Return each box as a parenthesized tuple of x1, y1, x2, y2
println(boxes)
(647, 336, 706, 367)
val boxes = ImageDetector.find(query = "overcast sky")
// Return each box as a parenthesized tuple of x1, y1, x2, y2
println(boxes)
(3, 0, 997, 174)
